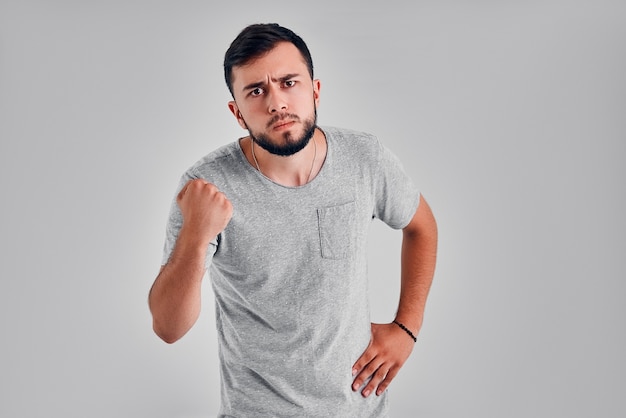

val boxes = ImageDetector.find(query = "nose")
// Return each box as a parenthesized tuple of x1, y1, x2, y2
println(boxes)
(267, 85, 288, 113)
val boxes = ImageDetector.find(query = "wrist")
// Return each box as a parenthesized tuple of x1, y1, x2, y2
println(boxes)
(170, 226, 214, 267)
(179, 224, 215, 250)
(392, 320, 417, 343)
(393, 312, 422, 336)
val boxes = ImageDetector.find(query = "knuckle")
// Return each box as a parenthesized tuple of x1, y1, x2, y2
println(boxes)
(365, 379, 379, 392)
(367, 376, 380, 388)
(361, 363, 375, 376)
(359, 367, 371, 377)
(376, 383, 388, 396)
(362, 350, 376, 364)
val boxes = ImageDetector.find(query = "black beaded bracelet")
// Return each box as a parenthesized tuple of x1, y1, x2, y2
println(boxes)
(393, 320, 417, 342)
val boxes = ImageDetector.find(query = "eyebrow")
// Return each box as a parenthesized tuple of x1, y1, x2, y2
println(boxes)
(241, 73, 301, 92)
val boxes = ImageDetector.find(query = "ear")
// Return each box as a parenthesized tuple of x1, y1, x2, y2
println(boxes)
(228, 101, 248, 129)
(312, 79, 321, 107)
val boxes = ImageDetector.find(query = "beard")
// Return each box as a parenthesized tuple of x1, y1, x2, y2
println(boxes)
(249, 108, 317, 157)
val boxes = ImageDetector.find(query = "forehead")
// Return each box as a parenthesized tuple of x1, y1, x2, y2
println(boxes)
(231, 42, 309, 87)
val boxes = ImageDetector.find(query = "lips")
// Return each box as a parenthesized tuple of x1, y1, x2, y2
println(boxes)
(267, 113, 300, 130)
(273, 120, 296, 130)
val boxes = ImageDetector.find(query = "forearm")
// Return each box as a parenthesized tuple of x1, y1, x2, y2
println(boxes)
(395, 197, 438, 335)
(149, 226, 209, 343)
(352, 198, 437, 396)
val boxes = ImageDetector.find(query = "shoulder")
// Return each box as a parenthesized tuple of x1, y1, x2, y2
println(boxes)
(184, 141, 243, 180)
(321, 126, 382, 161)
(321, 126, 379, 146)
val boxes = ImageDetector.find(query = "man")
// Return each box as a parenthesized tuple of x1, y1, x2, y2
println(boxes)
(149, 23, 437, 417)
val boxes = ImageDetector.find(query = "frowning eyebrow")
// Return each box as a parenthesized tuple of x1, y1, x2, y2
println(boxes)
(241, 73, 301, 92)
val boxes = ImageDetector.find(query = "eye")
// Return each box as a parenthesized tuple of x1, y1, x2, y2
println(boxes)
(250, 87, 264, 97)
(284, 80, 296, 88)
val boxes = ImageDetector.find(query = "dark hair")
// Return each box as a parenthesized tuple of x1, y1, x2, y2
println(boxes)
(223, 23, 314, 96)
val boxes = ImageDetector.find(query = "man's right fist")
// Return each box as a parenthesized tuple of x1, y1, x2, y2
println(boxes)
(176, 179, 233, 243)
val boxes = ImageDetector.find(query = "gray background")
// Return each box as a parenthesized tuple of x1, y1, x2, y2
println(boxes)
(1, 0, 624, 417)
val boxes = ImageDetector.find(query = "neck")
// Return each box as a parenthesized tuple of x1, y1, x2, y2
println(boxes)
(246, 128, 326, 187)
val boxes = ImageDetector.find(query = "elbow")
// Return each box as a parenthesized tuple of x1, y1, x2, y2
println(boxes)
(148, 290, 200, 344)
(152, 312, 189, 344)
(160, 335, 181, 345)
(150, 304, 199, 343)
(148, 295, 185, 344)
(152, 318, 186, 344)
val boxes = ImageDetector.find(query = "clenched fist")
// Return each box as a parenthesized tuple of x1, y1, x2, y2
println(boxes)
(177, 179, 233, 245)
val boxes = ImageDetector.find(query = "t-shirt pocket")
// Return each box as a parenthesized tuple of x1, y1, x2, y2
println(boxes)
(317, 201, 356, 259)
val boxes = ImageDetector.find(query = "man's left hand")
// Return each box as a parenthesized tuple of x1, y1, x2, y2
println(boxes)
(351, 322, 415, 397)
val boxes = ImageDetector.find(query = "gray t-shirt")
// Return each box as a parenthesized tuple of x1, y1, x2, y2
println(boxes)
(162, 126, 420, 417)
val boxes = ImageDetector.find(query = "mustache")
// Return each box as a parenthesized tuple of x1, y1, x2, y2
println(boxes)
(266, 113, 300, 128)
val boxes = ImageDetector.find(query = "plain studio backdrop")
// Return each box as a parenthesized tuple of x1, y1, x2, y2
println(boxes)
(1, 1, 624, 417)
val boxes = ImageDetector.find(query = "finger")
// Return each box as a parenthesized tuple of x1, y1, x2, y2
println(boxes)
(177, 180, 193, 201)
(352, 342, 375, 376)
(375, 366, 399, 396)
(362, 366, 390, 398)
(178, 179, 207, 199)
(193, 178, 211, 190)
(352, 356, 382, 392)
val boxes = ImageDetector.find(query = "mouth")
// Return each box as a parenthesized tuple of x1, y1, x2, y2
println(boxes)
(268, 113, 300, 130)
(272, 120, 296, 131)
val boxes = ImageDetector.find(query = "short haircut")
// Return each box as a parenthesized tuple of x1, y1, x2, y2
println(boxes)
(223, 23, 314, 96)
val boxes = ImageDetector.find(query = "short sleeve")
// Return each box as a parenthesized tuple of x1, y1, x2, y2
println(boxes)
(160, 171, 218, 268)
(372, 141, 421, 229)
